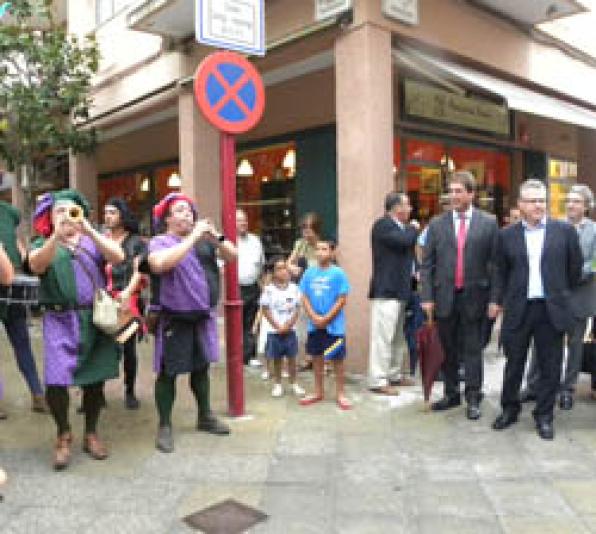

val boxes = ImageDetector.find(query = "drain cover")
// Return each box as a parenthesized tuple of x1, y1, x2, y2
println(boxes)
(183, 498, 268, 533)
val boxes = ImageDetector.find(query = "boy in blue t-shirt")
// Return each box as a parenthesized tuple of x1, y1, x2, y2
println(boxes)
(299, 239, 352, 410)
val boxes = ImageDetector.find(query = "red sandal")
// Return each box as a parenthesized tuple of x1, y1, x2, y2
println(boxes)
(299, 395, 323, 406)
(337, 398, 353, 411)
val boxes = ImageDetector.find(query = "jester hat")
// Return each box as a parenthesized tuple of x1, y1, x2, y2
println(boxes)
(152, 192, 197, 227)
(33, 189, 91, 237)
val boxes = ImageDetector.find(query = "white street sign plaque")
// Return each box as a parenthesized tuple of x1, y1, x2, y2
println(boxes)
(196, 0, 265, 56)
(315, 0, 352, 22)
(382, 0, 419, 26)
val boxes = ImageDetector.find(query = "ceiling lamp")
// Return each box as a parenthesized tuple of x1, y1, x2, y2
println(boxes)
(237, 159, 254, 177)
(282, 148, 296, 173)
(167, 172, 181, 188)
(440, 155, 455, 172)
(140, 177, 150, 192)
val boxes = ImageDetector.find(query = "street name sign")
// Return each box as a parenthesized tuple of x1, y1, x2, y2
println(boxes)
(196, 0, 265, 56)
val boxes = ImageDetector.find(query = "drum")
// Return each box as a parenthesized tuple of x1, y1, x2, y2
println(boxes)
(0, 274, 40, 305)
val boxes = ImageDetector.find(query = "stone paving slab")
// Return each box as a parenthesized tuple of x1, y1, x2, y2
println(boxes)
(1, 324, 596, 533)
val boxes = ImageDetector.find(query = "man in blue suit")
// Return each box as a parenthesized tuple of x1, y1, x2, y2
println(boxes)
(492, 179, 582, 440)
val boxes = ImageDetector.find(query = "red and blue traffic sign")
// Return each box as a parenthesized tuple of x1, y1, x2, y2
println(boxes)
(194, 51, 265, 135)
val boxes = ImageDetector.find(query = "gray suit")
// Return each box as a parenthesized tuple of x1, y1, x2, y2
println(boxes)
(420, 208, 499, 402)
(526, 217, 596, 395)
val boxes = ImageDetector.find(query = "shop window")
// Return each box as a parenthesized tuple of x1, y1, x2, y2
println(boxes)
(395, 136, 511, 224)
(548, 158, 577, 220)
(236, 142, 296, 257)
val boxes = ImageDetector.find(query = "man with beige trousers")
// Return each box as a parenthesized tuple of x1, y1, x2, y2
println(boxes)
(368, 192, 418, 395)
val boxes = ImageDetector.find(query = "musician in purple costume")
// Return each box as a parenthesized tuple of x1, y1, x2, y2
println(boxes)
(28, 190, 124, 470)
(147, 193, 237, 453)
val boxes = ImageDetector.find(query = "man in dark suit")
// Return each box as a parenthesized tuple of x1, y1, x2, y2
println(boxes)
(368, 192, 418, 395)
(420, 171, 500, 420)
(492, 179, 582, 440)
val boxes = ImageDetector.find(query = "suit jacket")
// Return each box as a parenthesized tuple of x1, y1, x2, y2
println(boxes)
(570, 218, 596, 319)
(368, 215, 417, 300)
(495, 219, 583, 333)
(420, 208, 499, 320)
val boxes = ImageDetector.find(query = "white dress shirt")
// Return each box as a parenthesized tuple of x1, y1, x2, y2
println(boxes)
(237, 232, 264, 286)
(452, 206, 473, 234)
(523, 218, 546, 299)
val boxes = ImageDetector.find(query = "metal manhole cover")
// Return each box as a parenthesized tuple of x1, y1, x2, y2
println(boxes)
(183, 498, 268, 533)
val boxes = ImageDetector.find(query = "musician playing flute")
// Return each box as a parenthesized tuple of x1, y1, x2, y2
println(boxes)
(28, 190, 124, 470)
(145, 193, 236, 453)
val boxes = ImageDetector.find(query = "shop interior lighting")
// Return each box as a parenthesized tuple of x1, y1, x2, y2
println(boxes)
(237, 159, 254, 177)
(140, 177, 150, 192)
(282, 148, 296, 174)
(261, 175, 270, 182)
(440, 155, 456, 172)
(167, 172, 181, 188)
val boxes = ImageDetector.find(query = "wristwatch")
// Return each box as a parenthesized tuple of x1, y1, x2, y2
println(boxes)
(216, 233, 225, 243)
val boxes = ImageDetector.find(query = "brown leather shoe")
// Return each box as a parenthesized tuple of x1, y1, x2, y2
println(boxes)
(53, 432, 73, 470)
(392, 377, 416, 387)
(83, 434, 109, 460)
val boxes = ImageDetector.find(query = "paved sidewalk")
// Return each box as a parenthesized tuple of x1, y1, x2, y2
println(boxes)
(1, 323, 596, 533)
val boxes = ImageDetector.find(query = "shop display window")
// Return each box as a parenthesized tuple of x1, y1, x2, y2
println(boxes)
(394, 136, 511, 224)
(548, 157, 577, 219)
(236, 142, 296, 257)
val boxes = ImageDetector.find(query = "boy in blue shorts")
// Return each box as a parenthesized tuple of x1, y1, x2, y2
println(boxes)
(299, 239, 352, 410)
(260, 257, 305, 398)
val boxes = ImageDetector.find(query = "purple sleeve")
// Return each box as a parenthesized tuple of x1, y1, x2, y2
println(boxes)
(80, 236, 103, 265)
(149, 236, 167, 253)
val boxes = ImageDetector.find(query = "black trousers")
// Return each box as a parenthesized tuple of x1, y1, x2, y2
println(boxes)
(240, 283, 260, 364)
(437, 292, 483, 403)
(122, 336, 137, 395)
(501, 301, 564, 423)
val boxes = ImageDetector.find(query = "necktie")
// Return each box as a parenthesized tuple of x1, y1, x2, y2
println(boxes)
(455, 213, 467, 289)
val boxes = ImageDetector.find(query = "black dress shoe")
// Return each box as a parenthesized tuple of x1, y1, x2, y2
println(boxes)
(431, 396, 461, 411)
(466, 403, 481, 420)
(519, 390, 536, 403)
(492, 411, 518, 430)
(559, 392, 573, 411)
(198, 414, 230, 435)
(536, 420, 554, 440)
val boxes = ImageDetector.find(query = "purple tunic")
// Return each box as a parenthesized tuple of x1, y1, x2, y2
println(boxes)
(149, 234, 219, 372)
(43, 236, 111, 386)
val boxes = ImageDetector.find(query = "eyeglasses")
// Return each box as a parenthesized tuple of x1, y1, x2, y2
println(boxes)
(520, 198, 546, 204)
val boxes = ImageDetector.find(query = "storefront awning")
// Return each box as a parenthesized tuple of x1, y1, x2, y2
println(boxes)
(394, 48, 596, 131)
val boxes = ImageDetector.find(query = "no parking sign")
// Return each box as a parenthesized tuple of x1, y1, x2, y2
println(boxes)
(194, 51, 265, 135)
(192, 50, 265, 417)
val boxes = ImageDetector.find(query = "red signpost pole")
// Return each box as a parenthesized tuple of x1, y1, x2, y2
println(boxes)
(221, 131, 245, 417)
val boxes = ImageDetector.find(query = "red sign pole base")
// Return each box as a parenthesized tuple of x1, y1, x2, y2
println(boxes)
(221, 132, 245, 417)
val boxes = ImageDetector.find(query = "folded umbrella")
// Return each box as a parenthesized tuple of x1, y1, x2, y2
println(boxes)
(416, 320, 446, 403)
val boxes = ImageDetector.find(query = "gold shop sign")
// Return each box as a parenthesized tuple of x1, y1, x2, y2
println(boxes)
(404, 79, 510, 136)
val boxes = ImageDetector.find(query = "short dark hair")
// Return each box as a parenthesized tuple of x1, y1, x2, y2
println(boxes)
(449, 171, 476, 193)
(317, 237, 336, 250)
(268, 255, 287, 271)
(385, 192, 407, 212)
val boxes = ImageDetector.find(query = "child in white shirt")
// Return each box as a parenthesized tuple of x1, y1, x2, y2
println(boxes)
(259, 257, 305, 398)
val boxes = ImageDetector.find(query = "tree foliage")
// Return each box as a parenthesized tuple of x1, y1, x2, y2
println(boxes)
(0, 0, 99, 175)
